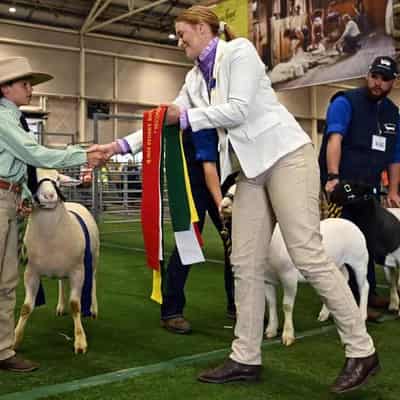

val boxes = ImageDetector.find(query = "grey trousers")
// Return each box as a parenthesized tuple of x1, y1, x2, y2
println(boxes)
(230, 144, 375, 365)
(0, 189, 19, 361)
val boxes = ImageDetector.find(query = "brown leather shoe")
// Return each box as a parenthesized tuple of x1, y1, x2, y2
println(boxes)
(367, 307, 383, 323)
(160, 317, 192, 334)
(368, 294, 390, 309)
(330, 352, 380, 394)
(0, 355, 39, 372)
(198, 358, 261, 383)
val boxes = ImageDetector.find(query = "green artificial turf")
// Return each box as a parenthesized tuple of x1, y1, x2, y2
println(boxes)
(1, 218, 399, 399)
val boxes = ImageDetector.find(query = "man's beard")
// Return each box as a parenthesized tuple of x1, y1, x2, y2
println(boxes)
(366, 85, 391, 101)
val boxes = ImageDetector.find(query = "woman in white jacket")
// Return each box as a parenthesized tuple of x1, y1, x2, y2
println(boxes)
(97, 6, 379, 394)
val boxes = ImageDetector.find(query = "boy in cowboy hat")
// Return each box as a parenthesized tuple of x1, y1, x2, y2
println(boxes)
(0, 57, 106, 372)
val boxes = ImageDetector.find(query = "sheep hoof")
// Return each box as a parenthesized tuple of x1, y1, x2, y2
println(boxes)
(56, 309, 66, 316)
(264, 330, 278, 339)
(318, 313, 329, 322)
(282, 335, 295, 346)
(388, 304, 399, 313)
(91, 312, 98, 320)
(74, 345, 87, 354)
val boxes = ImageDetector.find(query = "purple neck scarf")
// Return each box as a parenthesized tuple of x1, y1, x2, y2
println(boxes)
(197, 37, 219, 91)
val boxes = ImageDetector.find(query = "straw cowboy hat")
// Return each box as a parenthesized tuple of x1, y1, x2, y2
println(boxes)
(0, 57, 53, 86)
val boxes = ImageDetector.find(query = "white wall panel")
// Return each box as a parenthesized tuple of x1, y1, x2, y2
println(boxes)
(118, 60, 187, 103)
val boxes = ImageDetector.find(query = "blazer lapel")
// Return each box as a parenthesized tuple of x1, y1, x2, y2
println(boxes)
(211, 40, 228, 106)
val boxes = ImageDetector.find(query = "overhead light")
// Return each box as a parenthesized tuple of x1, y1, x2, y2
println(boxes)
(168, 33, 176, 40)
(9, 7, 17, 13)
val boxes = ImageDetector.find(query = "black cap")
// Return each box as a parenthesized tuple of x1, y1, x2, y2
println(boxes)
(369, 56, 398, 80)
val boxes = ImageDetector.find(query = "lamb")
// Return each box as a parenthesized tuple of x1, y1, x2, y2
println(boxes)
(330, 181, 400, 315)
(384, 208, 400, 313)
(264, 218, 369, 346)
(13, 169, 100, 354)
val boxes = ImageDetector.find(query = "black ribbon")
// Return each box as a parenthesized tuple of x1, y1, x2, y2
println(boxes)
(20, 114, 38, 193)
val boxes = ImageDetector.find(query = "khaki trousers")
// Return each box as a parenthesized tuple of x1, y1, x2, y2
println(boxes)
(230, 144, 375, 365)
(0, 189, 19, 361)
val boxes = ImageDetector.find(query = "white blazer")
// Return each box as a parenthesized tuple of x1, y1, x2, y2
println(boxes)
(174, 38, 310, 183)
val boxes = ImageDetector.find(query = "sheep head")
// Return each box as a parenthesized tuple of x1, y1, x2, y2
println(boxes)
(330, 181, 377, 207)
(34, 169, 80, 209)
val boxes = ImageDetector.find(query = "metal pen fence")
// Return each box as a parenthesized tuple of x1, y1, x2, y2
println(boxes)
(59, 112, 169, 224)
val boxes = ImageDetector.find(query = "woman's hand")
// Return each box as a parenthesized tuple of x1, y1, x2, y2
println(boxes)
(165, 104, 181, 125)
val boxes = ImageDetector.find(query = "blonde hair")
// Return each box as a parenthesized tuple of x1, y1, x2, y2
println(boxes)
(176, 5, 236, 41)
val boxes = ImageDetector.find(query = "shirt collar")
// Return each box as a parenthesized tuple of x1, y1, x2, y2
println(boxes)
(0, 97, 22, 118)
(198, 37, 219, 63)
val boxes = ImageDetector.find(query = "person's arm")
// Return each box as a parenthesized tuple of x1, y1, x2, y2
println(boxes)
(323, 96, 352, 193)
(88, 129, 143, 159)
(0, 113, 87, 169)
(387, 120, 400, 207)
(203, 161, 223, 212)
(387, 163, 400, 207)
(325, 134, 343, 193)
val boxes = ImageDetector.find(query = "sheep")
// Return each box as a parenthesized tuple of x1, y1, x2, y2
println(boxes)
(384, 208, 400, 313)
(330, 180, 400, 315)
(13, 169, 100, 354)
(264, 218, 369, 346)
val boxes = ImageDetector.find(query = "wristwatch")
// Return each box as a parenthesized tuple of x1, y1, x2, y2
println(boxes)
(327, 173, 340, 181)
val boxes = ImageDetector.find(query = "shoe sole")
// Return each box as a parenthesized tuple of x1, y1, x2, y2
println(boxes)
(198, 374, 260, 384)
(330, 364, 381, 394)
(160, 322, 192, 335)
(2, 366, 39, 373)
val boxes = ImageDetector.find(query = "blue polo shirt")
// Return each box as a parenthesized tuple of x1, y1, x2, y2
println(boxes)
(326, 95, 400, 163)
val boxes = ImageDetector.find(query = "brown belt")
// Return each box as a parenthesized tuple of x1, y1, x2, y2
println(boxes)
(0, 180, 21, 194)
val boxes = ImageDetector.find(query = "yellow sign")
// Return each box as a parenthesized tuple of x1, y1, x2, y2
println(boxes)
(210, 0, 249, 39)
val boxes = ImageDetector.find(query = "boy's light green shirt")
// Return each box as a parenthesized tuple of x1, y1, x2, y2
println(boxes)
(0, 97, 87, 199)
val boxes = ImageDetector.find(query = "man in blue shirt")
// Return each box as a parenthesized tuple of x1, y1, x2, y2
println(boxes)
(319, 56, 400, 321)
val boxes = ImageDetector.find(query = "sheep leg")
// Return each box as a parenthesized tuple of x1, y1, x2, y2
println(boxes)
(388, 267, 400, 312)
(347, 263, 369, 321)
(281, 273, 297, 346)
(358, 280, 370, 321)
(397, 267, 400, 317)
(90, 270, 98, 319)
(264, 283, 279, 339)
(319, 265, 350, 322)
(56, 280, 66, 316)
(14, 267, 40, 349)
(69, 269, 87, 354)
(318, 304, 330, 322)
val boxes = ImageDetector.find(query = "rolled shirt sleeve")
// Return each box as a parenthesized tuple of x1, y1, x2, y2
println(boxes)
(325, 96, 352, 137)
(392, 118, 400, 163)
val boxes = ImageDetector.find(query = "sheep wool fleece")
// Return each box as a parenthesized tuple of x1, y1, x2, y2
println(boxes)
(0, 189, 19, 361)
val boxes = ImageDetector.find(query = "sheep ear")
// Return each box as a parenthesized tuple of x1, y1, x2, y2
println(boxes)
(58, 173, 81, 187)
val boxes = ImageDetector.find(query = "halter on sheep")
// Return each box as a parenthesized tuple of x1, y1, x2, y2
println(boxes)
(330, 181, 400, 315)
(14, 169, 100, 354)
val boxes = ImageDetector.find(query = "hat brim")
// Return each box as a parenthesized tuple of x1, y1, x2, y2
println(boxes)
(369, 67, 396, 80)
(25, 72, 53, 86)
(0, 72, 53, 86)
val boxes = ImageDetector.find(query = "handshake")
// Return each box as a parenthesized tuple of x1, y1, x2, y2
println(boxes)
(85, 141, 122, 168)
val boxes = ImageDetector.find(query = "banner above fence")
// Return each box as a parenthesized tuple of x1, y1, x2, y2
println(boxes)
(251, 0, 399, 90)
(210, 0, 249, 39)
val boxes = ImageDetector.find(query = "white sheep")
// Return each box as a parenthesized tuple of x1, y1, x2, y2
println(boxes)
(264, 218, 369, 346)
(383, 207, 400, 314)
(14, 169, 99, 354)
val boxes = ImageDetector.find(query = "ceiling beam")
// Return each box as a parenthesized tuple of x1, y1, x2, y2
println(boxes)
(80, 0, 103, 33)
(86, 0, 170, 33)
(82, 0, 113, 33)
